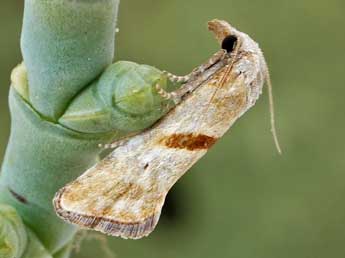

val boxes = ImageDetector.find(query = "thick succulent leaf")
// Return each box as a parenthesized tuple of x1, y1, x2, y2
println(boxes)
(0, 204, 27, 258)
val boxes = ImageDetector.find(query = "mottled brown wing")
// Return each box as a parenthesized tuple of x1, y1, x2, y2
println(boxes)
(53, 20, 266, 239)
(54, 132, 209, 239)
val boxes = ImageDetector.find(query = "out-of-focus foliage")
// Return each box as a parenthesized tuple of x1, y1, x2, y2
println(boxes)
(0, 204, 27, 258)
(1, 0, 345, 258)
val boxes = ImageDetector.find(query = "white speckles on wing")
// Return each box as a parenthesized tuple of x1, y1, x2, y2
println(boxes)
(112, 199, 126, 212)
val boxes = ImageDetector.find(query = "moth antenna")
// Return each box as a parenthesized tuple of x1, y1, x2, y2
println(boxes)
(264, 65, 282, 154)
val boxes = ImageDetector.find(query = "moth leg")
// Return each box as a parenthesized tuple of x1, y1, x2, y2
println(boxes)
(99, 139, 128, 149)
(99, 132, 140, 149)
(163, 49, 227, 84)
(155, 84, 182, 104)
(155, 78, 202, 105)
(163, 71, 191, 83)
(189, 49, 227, 77)
(157, 49, 228, 104)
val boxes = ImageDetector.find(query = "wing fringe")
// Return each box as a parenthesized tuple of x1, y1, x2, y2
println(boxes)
(53, 188, 160, 239)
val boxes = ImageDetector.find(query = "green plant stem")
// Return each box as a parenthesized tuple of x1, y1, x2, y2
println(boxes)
(0, 1, 173, 257)
(21, 0, 119, 120)
(0, 88, 116, 254)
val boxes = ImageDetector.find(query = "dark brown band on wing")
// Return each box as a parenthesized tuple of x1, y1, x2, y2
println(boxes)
(160, 133, 217, 151)
(53, 188, 159, 239)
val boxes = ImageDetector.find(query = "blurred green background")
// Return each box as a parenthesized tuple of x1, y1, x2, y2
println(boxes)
(1, 0, 345, 258)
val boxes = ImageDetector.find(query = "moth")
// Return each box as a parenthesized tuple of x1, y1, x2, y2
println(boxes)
(53, 19, 281, 239)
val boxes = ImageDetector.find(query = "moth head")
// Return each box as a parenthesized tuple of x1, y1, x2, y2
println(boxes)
(209, 19, 282, 154)
(208, 19, 238, 44)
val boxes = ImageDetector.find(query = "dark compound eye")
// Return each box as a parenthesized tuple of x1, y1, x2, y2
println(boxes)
(221, 35, 238, 53)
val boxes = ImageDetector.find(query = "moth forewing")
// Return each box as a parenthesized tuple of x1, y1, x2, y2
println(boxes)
(54, 19, 271, 239)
